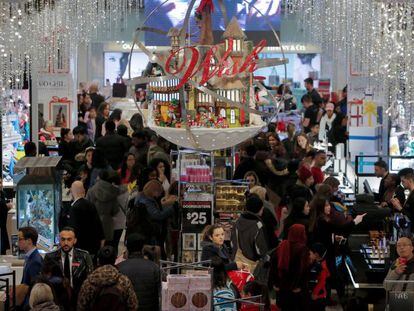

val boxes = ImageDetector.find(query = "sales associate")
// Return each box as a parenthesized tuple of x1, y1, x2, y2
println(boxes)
(391, 172, 414, 231)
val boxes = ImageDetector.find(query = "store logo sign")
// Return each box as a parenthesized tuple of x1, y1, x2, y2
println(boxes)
(164, 38, 267, 89)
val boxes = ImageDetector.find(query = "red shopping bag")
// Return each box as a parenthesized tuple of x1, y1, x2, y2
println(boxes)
(227, 270, 254, 293)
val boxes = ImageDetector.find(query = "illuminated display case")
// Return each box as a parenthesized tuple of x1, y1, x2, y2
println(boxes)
(15, 157, 62, 248)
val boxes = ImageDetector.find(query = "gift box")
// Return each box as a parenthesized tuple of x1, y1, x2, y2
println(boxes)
(167, 275, 190, 311)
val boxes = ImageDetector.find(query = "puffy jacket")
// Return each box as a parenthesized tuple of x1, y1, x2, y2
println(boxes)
(86, 180, 127, 240)
(77, 265, 138, 311)
(118, 255, 160, 311)
(231, 212, 269, 262)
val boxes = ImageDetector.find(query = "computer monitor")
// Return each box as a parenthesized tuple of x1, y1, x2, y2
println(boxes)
(363, 179, 373, 195)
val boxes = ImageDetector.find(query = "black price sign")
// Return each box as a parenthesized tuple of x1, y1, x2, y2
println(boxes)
(182, 201, 212, 233)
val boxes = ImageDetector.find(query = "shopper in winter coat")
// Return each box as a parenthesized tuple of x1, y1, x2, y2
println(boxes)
(269, 224, 310, 311)
(118, 234, 161, 311)
(86, 170, 127, 243)
(201, 224, 245, 271)
(95, 120, 129, 170)
(29, 283, 60, 311)
(77, 246, 138, 311)
(282, 197, 311, 239)
(231, 195, 269, 272)
(134, 179, 174, 249)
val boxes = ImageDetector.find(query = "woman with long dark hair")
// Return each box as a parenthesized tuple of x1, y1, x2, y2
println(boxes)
(270, 224, 310, 311)
(119, 153, 137, 185)
(200, 224, 244, 271)
(95, 102, 110, 140)
(310, 197, 366, 301)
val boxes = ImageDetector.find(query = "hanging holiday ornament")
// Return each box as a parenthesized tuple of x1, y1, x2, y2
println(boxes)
(128, 0, 288, 151)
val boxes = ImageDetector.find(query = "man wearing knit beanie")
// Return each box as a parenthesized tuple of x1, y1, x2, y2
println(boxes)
(286, 165, 315, 202)
(231, 194, 269, 272)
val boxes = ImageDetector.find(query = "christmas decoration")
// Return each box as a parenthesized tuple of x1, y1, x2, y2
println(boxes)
(128, 0, 287, 151)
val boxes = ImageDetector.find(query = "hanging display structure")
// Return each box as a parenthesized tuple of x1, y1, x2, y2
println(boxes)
(128, 0, 288, 151)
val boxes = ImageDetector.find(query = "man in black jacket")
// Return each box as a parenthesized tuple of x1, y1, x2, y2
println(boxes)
(44, 227, 93, 308)
(68, 181, 105, 258)
(392, 172, 414, 232)
(118, 234, 160, 311)
(304, 77, 322, 106)
(231, 195, 269, 270)
(71, 126, 94, 160)
(95, 120, 129, 169)
(374, 160, 389, 202)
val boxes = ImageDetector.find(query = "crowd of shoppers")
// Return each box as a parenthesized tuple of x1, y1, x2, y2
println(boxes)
(6, 79, 412, 311)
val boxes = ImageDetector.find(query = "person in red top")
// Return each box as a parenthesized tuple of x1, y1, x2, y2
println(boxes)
(311, 151, 327, 185)
(118, 153, 137, 185)
(270, 224, 310, 311)
(309, 243, 330, 311)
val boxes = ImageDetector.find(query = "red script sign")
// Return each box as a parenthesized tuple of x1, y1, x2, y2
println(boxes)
(165, 38, 267, 89)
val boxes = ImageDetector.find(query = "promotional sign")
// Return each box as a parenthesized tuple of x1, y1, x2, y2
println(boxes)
(182, 201, 212, 233)
(36, 73, 76, 131)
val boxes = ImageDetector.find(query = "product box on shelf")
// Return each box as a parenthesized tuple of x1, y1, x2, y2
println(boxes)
(215, 185, 247, 212)
(167, 275, 190, 311)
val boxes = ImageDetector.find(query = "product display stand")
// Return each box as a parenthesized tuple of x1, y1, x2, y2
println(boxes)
(160, 259, 213, 311)
(178, 149, 215, 264)
(215, 180, 248, 242)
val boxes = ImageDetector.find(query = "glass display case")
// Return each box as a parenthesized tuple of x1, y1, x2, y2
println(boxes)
(15, 157, 62, 249)
(17, 175, 61, 248)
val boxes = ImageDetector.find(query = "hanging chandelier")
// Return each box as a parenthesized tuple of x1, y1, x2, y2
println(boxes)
(0, 0, 139, 90)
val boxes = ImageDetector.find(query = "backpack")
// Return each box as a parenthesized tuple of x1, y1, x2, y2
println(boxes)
(91, 284, 126, 311)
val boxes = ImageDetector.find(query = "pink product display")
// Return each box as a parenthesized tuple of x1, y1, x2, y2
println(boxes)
(164, 274, 212, 311)
(180, 165, 212, 183)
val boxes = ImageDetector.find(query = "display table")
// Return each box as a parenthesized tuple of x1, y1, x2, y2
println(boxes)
(0, 256, 24, 285)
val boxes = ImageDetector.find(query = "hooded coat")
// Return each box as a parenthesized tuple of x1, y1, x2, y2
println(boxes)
(231, 211, 269, 262)
(86, 180, 127, 240)
(77, 265, 138, 311)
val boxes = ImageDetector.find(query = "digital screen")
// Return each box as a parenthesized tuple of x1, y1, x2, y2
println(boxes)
(390, 157, 414, 173)
(255, 53, 321, 88)
(145, 0, 281, 46)
(104, 52, 149, 84)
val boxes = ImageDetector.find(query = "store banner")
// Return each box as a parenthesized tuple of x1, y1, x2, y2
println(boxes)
(36, 73, 76, 130)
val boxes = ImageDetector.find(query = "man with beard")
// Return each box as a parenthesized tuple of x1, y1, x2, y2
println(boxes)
(44, 227, 93, 309)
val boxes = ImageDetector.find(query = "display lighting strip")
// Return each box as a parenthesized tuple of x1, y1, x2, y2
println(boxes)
(0, 0, 140, 91)
(283, 0, 414, 135)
